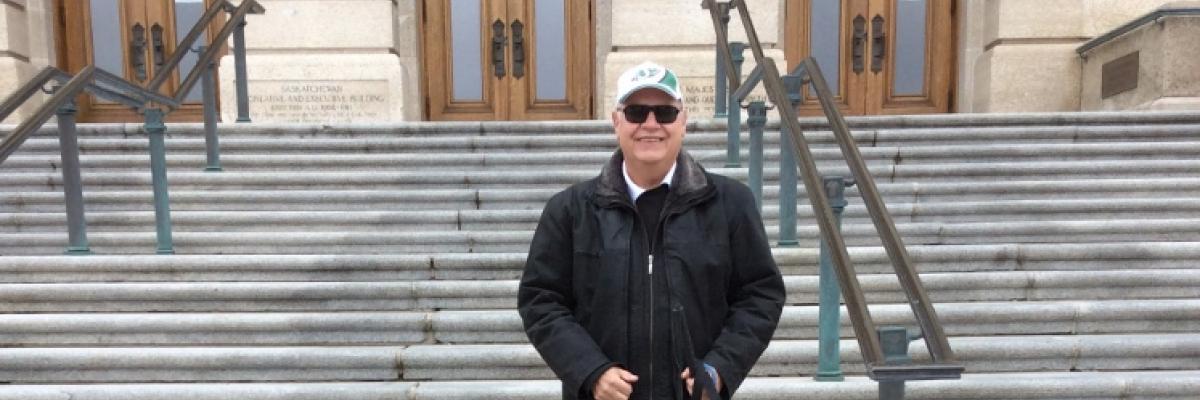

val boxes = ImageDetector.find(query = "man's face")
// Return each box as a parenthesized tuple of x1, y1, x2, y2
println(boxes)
(611, 89, 687, 172)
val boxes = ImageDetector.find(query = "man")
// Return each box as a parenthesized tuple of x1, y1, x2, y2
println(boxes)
(519, 61, 785, 400)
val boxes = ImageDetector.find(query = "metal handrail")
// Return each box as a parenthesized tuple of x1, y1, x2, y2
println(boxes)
(1, 66, 182, 164)
(703, 0, 962, 381)
(0, 67, 64, 120)
(801, 56, 958, 370)
(171, 0, 264, 105)
(91, 68, 182, 109)
(0, 1, 263, 255)
(146, 0, 233, 92)
(0, 67, 93, 164)
(147, 0, 264, 102)
(1077, 6, 1200, 55)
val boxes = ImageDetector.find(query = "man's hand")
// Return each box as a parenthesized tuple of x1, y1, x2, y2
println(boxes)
(681, 366, 722, 400)
(593, 366, 639, 400)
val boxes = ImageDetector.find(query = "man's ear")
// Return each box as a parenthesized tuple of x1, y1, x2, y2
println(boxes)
(611, 109, 622, 130)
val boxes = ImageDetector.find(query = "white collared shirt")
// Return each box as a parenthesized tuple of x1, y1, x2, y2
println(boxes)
(623, 162, 677, 202)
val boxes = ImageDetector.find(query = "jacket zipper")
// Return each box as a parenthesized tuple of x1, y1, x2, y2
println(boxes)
(633, 204, 657, 399)
(625, 190, 694, 398)
(645, 230, 655, 398)
(646, 205, 676, 399)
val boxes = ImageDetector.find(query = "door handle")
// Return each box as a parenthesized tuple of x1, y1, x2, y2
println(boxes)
(851, 15, 866, 74)
(130, 23, 148, 82)
(491, 19, 506, 78)
(871, 14, 885, 73)
(151, 23, 166, 71)
(510, 19, 525, 79)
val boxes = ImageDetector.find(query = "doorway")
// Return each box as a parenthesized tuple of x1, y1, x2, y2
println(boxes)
(785, 0, 954, 115)
(422, 0, 593, 121)
(57, 0, 220, 122)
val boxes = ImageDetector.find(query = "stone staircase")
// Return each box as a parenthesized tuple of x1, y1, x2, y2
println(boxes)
(0, 112, 1198, 399)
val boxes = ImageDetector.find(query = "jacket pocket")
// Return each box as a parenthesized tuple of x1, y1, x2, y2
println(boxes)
(665, 241, 731, 339)
(667, 241, 731, 285)
(571, 249, 602, 320)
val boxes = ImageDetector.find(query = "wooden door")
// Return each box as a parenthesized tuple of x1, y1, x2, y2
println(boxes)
(57, 0, 219, 122)
(785, 0, 954, 115)
(422, 0, 592, 121)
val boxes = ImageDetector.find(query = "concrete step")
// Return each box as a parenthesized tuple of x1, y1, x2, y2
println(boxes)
(8, 141, 1200, 172)
(0, 371, 1196, 399)
(13, 117, 1200, 146)
(0, 334, 1193, 383)
(0, 230, 533, 254)
(0, 242, 1193, 282)
(3, 218, 1199, 254)
(0, 270, 1193, 312)
(0, 311, 431, 346)
(0, 210, 541, 233)
(6, 198, 1200, 233)
(3, 299, 1185, 347)
(440, 299, 1200, 344)
(0, 346, 400, 382)
(0, 188, 551, 212)
(6, 159, 1200, 192)
(5, 178, 1200, 212)
(395, 334, 1200, 381)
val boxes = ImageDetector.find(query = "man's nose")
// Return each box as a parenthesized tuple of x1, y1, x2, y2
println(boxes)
(641, 112, 663, 127)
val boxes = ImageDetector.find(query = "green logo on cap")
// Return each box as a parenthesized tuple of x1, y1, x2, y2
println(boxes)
(659, 71, 678, 91)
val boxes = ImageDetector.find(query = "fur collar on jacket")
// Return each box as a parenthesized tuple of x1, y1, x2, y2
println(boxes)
(593, 149, 712, 208)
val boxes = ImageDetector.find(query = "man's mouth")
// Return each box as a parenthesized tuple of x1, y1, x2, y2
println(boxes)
(636, 137, 665, 142)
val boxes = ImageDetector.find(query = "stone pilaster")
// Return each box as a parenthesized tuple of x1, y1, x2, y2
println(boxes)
(0, 0, 53, 124)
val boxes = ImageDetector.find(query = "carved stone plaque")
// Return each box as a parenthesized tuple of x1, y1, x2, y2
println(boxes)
(1101, 51, 1139, 99)
(248, 80, 390, 123)
(679, 76, 769, 118)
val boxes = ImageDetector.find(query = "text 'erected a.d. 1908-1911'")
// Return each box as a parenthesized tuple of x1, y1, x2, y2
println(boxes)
(248, 80, 390, 123)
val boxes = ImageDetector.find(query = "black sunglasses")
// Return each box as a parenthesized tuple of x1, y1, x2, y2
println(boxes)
(620, 105, 681, 124)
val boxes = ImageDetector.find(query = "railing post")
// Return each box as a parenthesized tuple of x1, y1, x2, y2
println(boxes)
(713, 2, 732, 119)
(233, 19, 252, 123)
(199, 45, 222, 172)
(55, 96, 91, 255)
(877, 326, 918, 400)
(143, 108, 175, 254)
(725, 42, 746, 168)
(745, 100, 767, 211)
(777, 73, 804, 247)
(817, 175, 854, 381)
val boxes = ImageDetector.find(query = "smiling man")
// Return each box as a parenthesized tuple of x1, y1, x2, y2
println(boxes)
(519, 62, 786, 400)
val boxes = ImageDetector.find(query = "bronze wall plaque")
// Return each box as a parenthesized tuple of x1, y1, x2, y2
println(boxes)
(1101, 51, 1139, 99)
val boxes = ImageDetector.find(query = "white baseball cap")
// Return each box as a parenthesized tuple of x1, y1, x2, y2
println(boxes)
(614, 61, 683, 105)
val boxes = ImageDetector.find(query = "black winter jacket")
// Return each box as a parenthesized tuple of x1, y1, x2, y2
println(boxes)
(519, 150, 786, 399)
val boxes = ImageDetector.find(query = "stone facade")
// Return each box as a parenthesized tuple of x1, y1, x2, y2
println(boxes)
(0, 0, 1197, 124)
(960, 0, 1180, 112)
(0, 0, 55, 124)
